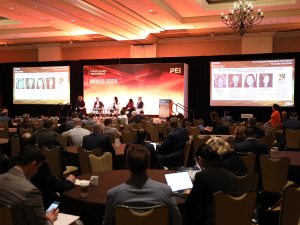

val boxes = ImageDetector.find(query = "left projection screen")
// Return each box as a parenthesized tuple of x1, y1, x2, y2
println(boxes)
(13, 66, 70, 104)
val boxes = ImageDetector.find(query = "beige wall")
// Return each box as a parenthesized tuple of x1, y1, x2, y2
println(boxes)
(273, 36, 300, 53)
(0, 49, 38, 63)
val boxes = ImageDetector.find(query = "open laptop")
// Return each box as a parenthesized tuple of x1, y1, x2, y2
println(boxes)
(150, 142, 156, 150)
(165, 172, 193, 198)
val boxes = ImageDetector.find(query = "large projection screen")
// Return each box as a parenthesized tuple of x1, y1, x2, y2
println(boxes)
(83, 63, 188, 116)
(210, 59, 295, 107)
(13, 66, 70, 104)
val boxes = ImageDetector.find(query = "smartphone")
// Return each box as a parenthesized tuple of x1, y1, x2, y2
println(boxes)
(46, 201, 60, 213)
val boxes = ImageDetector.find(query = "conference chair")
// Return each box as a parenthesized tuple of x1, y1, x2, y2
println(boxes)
(0, 204, 15, 225)
(89, 152, 113, 173)
(237, 152, 256, 172)
(158, 124, 167, 138)
(35, 126, 43, 130)
(262, 127, 276, 145)
(193, 135, 211, 151)
(56, 133, 68, 148)
(115, 205, 169, 225)
(38, 120, 44, 127)
(19, 127, 33, 136)
(256, 135, 268, 146)
(112, 118, 118, 125)
(275, 124, 283, 131)
(185, 120, 190, 128)
(10, 136, 20, 157)
(255, 122, 264, 128)
(0, 122, 8, 128)
(31, 117, 39, 124)
(214, 191, 257, 225)
(228, 125, 237, 135)
(260, 155, 290, 193)
(113, 123, 120, 132)
(141, 120, 147, 129)
(83, 124, 93, 132)
(187, 126, 200, 136)
(133, 122, 142, 129)
(68, 136, 74, 146)
(123, 124, 133, 131)
(184, 141, 191, 168)
(77, 147, 101, 175)
(118, 118, 127, 126)
(0, 128, 9, 139)
(149, 125, 160, 142)
(193, 119, 204, 126)
(224, 136, 234, 144)
(241, 122, 248, 129)
(145, 121, 152, 133)
(104, 133, 115, 143)
(160, 121, 166, 125)
(231, 172, 259, 194)
(121, 130, 135, 143)
(285, 129, 300, 149)
(221, 120, 233, 126)
(265, 133, 273, 152)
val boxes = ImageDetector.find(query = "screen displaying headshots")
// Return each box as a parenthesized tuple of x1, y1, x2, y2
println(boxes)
(210, 59, 295, 107)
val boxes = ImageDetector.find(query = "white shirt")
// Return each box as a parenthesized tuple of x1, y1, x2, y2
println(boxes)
(118, 115, 128, 125)
(62, 126, 90, 145)
(96, 101, 100, 108)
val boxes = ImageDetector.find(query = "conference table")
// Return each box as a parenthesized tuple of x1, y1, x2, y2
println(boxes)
(189, 135, 233, 140)
(61, 170, 187, 225)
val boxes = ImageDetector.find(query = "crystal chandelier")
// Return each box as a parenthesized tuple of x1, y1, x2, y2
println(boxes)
(221, 1, 264, 36)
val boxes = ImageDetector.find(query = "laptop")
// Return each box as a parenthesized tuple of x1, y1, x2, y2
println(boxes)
(198, 124, 204, 130)
(150, 142, 156, 150)
(165, 172, 193, 198)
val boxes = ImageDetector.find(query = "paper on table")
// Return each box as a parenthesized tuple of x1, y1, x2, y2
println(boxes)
(75, 179, 90, 185)
(54, 213, 79, 225)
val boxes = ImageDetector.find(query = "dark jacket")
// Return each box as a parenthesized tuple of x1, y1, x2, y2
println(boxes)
(221, 116, 236, 124)
(0, 116, 13, 127)
(157, 127, 189, 167)
(185, 166, 235, 225)
(34, 129, 63, 149)
(283, 118, 300, 135)
(124, 141, 163, 169)
(82, 132, 115, 156)
(250, 126, 265, 139)
(137, 101, 144, 109)
(17, 121, 36, 135)
(231, 137, 245, 144)
(138, 115, 147, 120)
(128, 116, 142, 124)
(220, 151, 248, 173)
(53, 124, 71, 134)
(281, 117, 290, 124)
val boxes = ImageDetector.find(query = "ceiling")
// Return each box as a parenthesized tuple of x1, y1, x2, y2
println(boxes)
(0, 0, 300, 46)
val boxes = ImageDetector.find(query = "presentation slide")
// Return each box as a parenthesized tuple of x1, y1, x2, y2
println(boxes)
(83, 63, 187, 115)
(13, 66, 70, 104)
(210, 59, 295, 107)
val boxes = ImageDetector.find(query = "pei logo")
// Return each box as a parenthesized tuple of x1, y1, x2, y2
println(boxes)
(170, 68, 182, 74)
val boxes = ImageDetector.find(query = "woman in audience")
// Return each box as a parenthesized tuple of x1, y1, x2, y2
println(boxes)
(184, 144, 235, 225)
(117, 109, 128, 124)
(205, 111, 221, 134)
(265, 104, 282, 126)
(206, 137, 248, 172)
(231, 125, 245, 144)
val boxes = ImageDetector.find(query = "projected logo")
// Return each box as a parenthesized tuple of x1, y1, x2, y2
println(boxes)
(59, 78, 64, 83)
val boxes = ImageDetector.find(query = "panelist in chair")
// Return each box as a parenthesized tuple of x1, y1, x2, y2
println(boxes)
(76, 96, 86, 115)
(94, 97, 104, 112)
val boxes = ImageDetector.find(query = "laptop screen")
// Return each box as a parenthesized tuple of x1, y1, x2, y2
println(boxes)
(150, 142, 156, 150)
(198, 124, 204, 130)
(165, 172, 193, 192)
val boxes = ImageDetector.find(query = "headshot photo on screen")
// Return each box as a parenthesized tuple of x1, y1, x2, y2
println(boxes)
(36, 78, 45, 89)
(16, 78, 24, 89)
(26, 78, 35, 89)
(228, 74, 242, 88)
(244, 74, 257, 88)
(259, 73, 273, 88)
(214, 74, 226, 88)
(46, 77, 55, 89)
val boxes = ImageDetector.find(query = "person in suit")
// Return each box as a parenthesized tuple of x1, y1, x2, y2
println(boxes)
(0, 110, 13, 127)
(102, 145, 182, 225)
(53, 116, 71, 134)
(82, 122, 115, 155)
(124, 128, 163, 169)
(259, 74, 272, 88)
(104, 119, 120, 138)
(280, 112, 300, 151)
(26, 78, 35, 89)
(136, 96, 144, 109)
(62, 118, 90, 146)
(248, 117, 265, 139)
(231, 125, 246, 144)
(157, 117, 189, 167)
(17, 113, 36, 135)
(94, 97, 104, 112)
(183, 144, 235, 225)
(138, 110, 147, 120)
(82, 113, 97, 126)
(244, 74, 257, 88)
(281, 111, 290, 124)
(229, 74, 242, 88)
(0, 145, 58, 225)
(67, 112, 78, 128)
(128, 111, 141, 124)
(221, 111, 236, 124)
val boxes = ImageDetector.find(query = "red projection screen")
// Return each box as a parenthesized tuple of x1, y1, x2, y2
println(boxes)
(83, 63, 188, 115)
(210, 59, 295, 107)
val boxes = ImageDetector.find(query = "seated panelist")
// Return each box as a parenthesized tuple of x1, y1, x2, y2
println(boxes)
(94, 97, 104, 112)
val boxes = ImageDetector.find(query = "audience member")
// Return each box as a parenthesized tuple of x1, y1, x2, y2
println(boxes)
(138, 110, 147, 120)
(157, 117, 189, 167)
(35, 120, 64, 149)
(205, 111, 222, 134)
(184, 144, 235, 225)
(124, 128, 163, 169)
(221, 110, 236, 124)
(67, 112, 78, 128)
(76, 108, 83, 120)
(62, 118, 90, 145)
(280, 112, 300, 151)
(82, 122, 115, 155)
(281, 111, 290, 124)
(104, 119, 120, 138)
(102, 145, 182, 225)
(248, 117, 265, 139)
(0, 110, 13, 127)
(82, 113, 97, 126)
(206, 137, 247, 172)
(117, 109, 128, 124)
(128, 111, 141, 124)
(17, 113, 36, 135)
(53, 116, 71, 134)
(231, 125, 245, 144)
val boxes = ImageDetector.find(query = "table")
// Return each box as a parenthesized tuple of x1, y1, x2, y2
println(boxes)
(189, 135, 233, 140)
(9, 128, 17, 133)
(61, 170, 185, 225)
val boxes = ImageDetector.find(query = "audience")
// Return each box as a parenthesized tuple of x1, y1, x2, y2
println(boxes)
(248, 117, 265, 139)
(0, 110, 13, 127)
(117, 109, 128, 124)
(221, 110, 236, 124)
(76, 108, 83, 120)
(62, 118, 90, 145)
(231, 125, 246, 144)
(184, 144, 235, 225)
(82, 122, 115, 156)
(138, 110, 147, 120)
(205, 111, 222, 134)
(128, 111, 141, 124)
(157, 117, 189, 167)
(102, 145, 182, 225)
(67, 112, 78, 128)
(103, 119, 120, 139)
(281, 111, 290, 124)
(124, 128, 163, 169)
(53, 116, 71, 134)
(280, 112, 300, 151)
(82, 113, 97, 126)
(206, 137, 247, 172)
(17, 113, 36, 135)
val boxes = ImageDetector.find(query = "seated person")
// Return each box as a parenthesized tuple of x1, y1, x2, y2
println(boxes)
(157, 117, 189, 167)
(138, 110, 147, 120)
(117, 109, 128, 125)
(103, 119, 120, 139)
(0, 110, 13, 127)
(221, 110, 236, 124)
(124, 128, 163, 169)
(231, 125, 246, 144)
(94, 97, 104, 111)
(206, 137, 248, 172)
(248, 117, 265, 139)
(53, 116, 71, 134)
(102, 145, 182, 225)
(128, 111, 141, 124)
(184, 144, 235, 225)
(67, 112, 78, 128)
(62, 118, 90, 145)
(82, 122, 115, 156)
(35, 120, 64, 150)
(17, 113, 36, 135)
(205, 111, 222, 134)
(82, 113, 97, 126)
(281, 111, 290, 124)
(280, 112, 300, 151)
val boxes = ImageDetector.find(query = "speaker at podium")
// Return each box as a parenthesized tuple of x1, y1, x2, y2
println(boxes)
(159, 99, 173, 119)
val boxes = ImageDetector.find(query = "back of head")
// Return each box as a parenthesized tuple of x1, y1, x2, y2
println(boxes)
(244, 128, 256, 138)
(120, 110, 125, 115)
(170, 117, 179, 129)
(206, 137, 231, 156)
(140, 110, 144, 115)
(224, 111, 229, 116)
(177, 113, 184, 120)
(210, 111, 221, 125)
(290, 112, 298, 118)
(23, 113, 30, 121)
(88, 113, 94, 119)
(1, 111, 7, 116)
(16, 145, 45, 167)
(43, 120, 53, 129)
(104, 119, 112, 127)
(234, 125, 245, 139)
(273, 104, 282, 118)
(248, 117, 257, 126)
(126, 145, 150, 174)
(59, 116, 67, 124)
(282, 111, 287, 117)
(71, 112, 78, 119)
(19, 132, 37, 149)
(136, 128, 147, 141)
(195, 144, 220, 167)
(74, 118, 82, 126)
(93, 122, 103, 132)
(131, 111, 137, 117)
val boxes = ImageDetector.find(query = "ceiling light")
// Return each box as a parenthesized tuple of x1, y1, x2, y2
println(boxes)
(40, 18, 43, 19)
(167, 22, 169, 23)
(71, 20, 75, 21)
(9, 7, 13, 9)
(90, 18, 93, 20)
(149, 10, 152, 11)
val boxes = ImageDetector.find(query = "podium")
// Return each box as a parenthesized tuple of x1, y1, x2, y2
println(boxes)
(159, 99, 173, 119)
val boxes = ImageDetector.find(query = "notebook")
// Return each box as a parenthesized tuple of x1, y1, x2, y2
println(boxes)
(165, 172, 193, 198)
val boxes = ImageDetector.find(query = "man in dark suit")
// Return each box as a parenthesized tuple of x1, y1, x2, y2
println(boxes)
(94, 97, 104, 110)
(17, 113, 36, 135)
(124, 128, 163, 169)
(53, 116, 71, 134)
(128, 111, 141, 124)
(82, 122, 115, 156)
(157, 117, 189, 167)
(221, 111, 236, 124)
(280, 112, 300, 151)
(136, 96, 144, 109)
(0, 110, 13, 127)
(229, 74, 242, 88)
(138, 110, 147, 120)
(248, 117, 265, 139)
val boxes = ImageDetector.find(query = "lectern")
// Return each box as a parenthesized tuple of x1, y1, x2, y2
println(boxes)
(159, 99, 173, 119)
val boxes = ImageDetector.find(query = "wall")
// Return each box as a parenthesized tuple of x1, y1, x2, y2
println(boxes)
(273, 36, 300, 53)
(0, 49, 38, 63)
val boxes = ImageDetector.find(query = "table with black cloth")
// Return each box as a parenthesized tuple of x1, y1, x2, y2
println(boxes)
(61, 170, 187, 225)
(66, 144, 126, 170)
(270, 151, 300, 184)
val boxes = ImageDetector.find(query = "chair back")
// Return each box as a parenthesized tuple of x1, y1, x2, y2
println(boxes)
(158, 124, 167, 135)
(35, 126, 42, 130)
(133, 122, 142, 129)
(149, 126, 159, 142)
(231, 172, 259, 193)
(260, 155, 290, 193)
(193, 135, 211, 151)
(256, 135, 268, 146)
(31, 117, 39, 124)
(0, 122, 8, 128)
(228, 125, 237, 135)
(279, 184, 300, 225)
(255, 122, 264, 127)
(83, 124, 93, 132)
(141, 120, 147, 129)
(89, 152, 113, 173)
(119, 118, 127, 125)
(0, 128, 9, 139)
(193, 119, 204, 126)
(112, 118, 118, 125)
(221, 120, 233, 126)
(187, 126, 200, 136)
(224, 136, 234, 144)
(113, 123, 120, 132)
(123, 124, 133, 131)
(115, 205, 169, 225)
(68, 136, 74, 146)
(184, 141, 191, 167)
(285, 129, 300, 149)
(262, 127, 276, 145)
(42, 146, 61, 178)
(237, 152, 256, 172)
(121, 130, 136, 143)
(241, 122, 248, 129)
(104, 133, 115, 143)
(185, 120, 190, 128)
(145, 121, 152, 133)
(10, 136, 20, 157)
(56, 133, 68, 148)
(38, 120, 44, 127)
(214, 191, 257, 225)
(51, 117, 58, 127)
(77, 147, 101, 174)
(19, 127, 33, 136)
(0, 204, 15, 225)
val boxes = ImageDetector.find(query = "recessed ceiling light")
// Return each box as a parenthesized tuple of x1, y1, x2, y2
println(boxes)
(9, 7, 13, 9)
(149, 10, 152, 11)
(71, 20, 75, 21)
(167, 22, 169, 23)
(90, 18, 93, 20)
(40, 18, 43, 19)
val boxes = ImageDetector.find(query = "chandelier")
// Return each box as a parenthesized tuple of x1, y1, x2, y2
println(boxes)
(221, 1, 264, 36)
